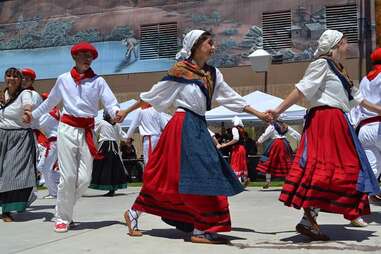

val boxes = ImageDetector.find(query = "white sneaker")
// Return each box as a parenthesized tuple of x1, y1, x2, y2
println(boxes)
(350, 217, 368, 227)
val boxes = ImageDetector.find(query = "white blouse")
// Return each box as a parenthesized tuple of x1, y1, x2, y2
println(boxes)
(126, 107, 170, 138)
(296, 58, 363, 113)
(95, 119, 127, 143)
(32, 72, 120, 120)
(257, 125, 301, 144)
(140, 68, 248, 115)
(0, 90, 33, 129)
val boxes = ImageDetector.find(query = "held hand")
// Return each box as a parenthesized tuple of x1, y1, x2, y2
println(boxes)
(22, 110, 32, 124)
(265, 109, 280, 121)
(217, 144, 223, 149)
(257, 111, 273, 123)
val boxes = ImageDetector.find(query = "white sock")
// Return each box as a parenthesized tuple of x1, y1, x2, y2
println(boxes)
(265, 173, 271, 182)
(193, 228, 204, 235)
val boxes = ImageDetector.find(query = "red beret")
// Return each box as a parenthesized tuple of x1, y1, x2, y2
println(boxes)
(41, 92, 49, 100)
(371, 48, 381, 63)
(22, 68, 36, 80)
(71, 42, 98, 59)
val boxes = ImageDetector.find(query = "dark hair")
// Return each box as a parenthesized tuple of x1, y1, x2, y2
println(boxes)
(103, 111, 113, 124)
(1, 67, 24, 108)
(4, 67, 23, 83)
(190, 31, 212, 59)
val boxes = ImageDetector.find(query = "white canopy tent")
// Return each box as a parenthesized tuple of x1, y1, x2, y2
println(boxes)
(96, 99, 138, 128)
(205, 91, 306, 124)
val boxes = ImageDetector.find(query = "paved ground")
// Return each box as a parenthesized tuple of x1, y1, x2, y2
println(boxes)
(1, 187, 381, 254)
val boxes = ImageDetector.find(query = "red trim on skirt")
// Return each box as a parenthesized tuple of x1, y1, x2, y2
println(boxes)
(132, 111, 231, 232)
(230, 144, 247, 176)
(279, 107, 370, 220)
(256, 138, 292, 177)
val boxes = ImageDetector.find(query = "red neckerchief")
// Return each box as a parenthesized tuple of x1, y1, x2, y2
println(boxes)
(367, 64, 381, 81)
(70, 67, 96, 85)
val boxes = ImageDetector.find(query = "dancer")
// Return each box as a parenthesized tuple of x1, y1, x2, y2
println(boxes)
(256, 120, 300, 189)
(0, 68, 36, 222)
(119, 30, 270, 244)
(25, 41, 121, 232)
(89, 111, 129, 196)
(126, 102, 170, 164)
(36, 93, 60, 199)
(351, 47, 381, 203)
(217, 116, 249, 186)
(268, 30, 381, 240)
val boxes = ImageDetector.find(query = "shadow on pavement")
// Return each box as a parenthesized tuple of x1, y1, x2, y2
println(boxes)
(70, 220, 124, 230)
(232, 227, 295, 235)
(280, 224, 377, 243)
(142, 228, 246, 242)
(13, 211, 55, 222)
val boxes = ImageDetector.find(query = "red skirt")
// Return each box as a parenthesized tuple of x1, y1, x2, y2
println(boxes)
(230, 144, 247, 176)
(132, 112, 231, 232)
(256, 138, 292, 177)
(279, 106, 370, 220)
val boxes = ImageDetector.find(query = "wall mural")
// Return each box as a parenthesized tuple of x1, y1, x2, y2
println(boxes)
(0, 0, 358, 81)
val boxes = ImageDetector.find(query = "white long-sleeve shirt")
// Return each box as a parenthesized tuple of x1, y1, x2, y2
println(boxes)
(32, 72, 120, 120)
(0, 90, 33, 129)
(140, 68, 248, 116)
(296, 59, 363, 113)
(95, 119, 127, 143)
(126, 107, 170, 138)
(349, 74, 381, 126)
(257, 125, 301, 144)
(38, 113, 59, 138)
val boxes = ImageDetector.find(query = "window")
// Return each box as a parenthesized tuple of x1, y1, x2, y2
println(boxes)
(140, 22, 178, 60)
(262, 10, 292, 52)
(326, 4, 358, 43)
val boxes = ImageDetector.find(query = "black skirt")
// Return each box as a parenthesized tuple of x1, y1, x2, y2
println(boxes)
(89, 141, 128, 191)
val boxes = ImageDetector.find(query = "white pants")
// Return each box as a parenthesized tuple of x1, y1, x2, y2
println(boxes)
(37, 141, 60, 197)
(142, 135, 160, 165)
(358, 123, 381, 180)
(55, 122, 93, 224)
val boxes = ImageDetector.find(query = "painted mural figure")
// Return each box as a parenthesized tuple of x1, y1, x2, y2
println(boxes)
(267, 30, 381, 241)
(117, 29, 271, 244)
(122, 37, 139, 64)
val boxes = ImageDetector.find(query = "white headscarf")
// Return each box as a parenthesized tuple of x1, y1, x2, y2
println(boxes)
(314, 29, 344, 57)
(232, 116, 244, 127)
(175, 29, 206, 60)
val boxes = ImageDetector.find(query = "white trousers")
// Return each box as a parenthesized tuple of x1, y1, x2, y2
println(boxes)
(37, 141, 60, 197)
(55, 122, 93, 224)
(358, 123, 381, 180)
(142, 135, 160, 165)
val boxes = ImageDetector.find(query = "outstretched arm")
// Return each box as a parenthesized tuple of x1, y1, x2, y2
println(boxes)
(267, 88, 304, 120)
(244, 105, 272, 122)
(115, 100, 145, 122)
(360, 99, 381, 115)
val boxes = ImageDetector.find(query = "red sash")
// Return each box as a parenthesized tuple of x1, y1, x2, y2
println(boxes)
(355, 116, 381, 134)
(61, 114, 103, 159)
(45, 137, 57, 158)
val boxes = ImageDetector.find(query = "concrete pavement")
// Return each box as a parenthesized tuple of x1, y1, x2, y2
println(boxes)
(1, 187, 381, 254)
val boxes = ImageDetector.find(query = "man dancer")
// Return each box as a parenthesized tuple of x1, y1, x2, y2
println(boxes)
(25, 42, 121, 232)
